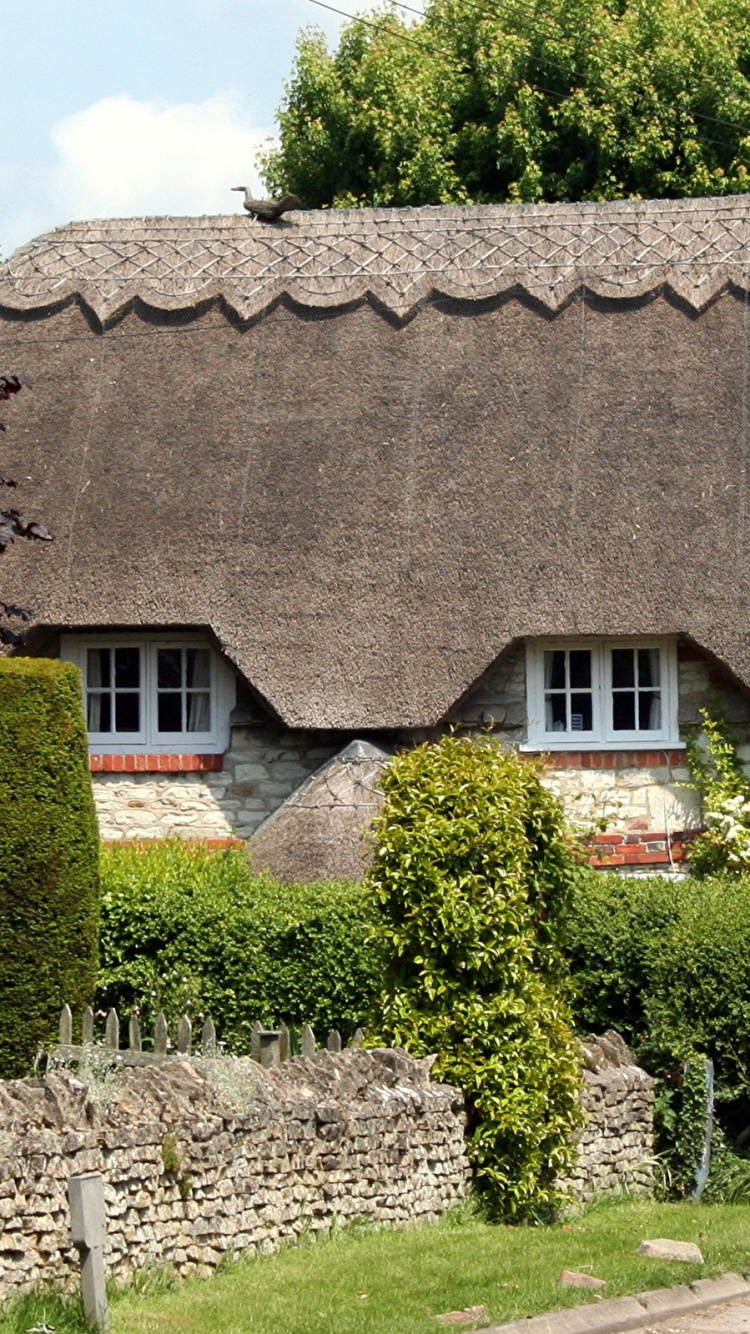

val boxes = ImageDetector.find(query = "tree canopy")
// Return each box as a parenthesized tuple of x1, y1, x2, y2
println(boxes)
(261, 0, 750, 207)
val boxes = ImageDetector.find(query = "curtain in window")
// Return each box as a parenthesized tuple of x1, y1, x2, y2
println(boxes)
(186, 692, 211, 732)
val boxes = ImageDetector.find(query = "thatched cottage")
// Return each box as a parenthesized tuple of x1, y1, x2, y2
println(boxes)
(1, 195, 750, 876)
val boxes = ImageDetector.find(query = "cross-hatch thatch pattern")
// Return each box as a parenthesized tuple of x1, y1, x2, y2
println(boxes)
(3, 195, 750, 323)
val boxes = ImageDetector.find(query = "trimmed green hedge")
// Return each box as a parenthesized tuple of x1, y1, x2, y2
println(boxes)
(98, 842, 382, 1048)
(566, 870, 750, 1129)
(0, 658, 100, 1077)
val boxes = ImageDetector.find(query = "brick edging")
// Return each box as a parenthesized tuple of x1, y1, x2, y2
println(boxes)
(89, 754, 224, 773)
(588, 828, 699, 868)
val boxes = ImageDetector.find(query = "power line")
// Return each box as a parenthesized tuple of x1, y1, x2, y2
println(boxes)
(306, 0, 451, 54)
(306, 0, 750, 147)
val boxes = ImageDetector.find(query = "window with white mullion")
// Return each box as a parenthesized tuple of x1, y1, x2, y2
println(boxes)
(156, 646, 212, 737)
(525, 637, 679, 750)
(543, 647, 596, 737)
(605, 644, 666, 740)
(86, 646, 144, 738)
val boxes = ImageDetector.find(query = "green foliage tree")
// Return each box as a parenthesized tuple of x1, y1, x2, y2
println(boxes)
(262, 0, 750, 207)
(0, 659, 100, 1077)
(368, 734, 582, 1220)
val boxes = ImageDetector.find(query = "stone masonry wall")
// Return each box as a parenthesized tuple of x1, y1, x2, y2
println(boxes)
(0, 1049, 470, 1301)
(562, 1033, 655, 1203)
(92, 723, 340, 842)
(90, 641, 750, 844)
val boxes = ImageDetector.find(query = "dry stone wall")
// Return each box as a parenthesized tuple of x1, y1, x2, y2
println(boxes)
(561, 1033, 655, 1203)
(0, 1048, 469, 1300)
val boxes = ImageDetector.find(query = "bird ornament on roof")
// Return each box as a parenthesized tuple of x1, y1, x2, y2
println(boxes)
(232, 189, 302, 221)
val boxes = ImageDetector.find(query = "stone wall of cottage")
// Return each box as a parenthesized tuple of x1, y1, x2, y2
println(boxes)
(560, 1034, 655, 1203)
(92, 723, 341, 843)
(90, 640, 750, 845)
(0, 1049, 470, 1300)
(452, 642, 750, 840)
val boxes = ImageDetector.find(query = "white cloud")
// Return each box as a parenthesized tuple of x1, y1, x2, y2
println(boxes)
(50, 92, 271, 222)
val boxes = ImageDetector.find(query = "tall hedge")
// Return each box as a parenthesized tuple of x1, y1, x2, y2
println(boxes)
(0, 659, 100, 1077)
(369, 735, 583, 1221)
(566, 869, 750, 1132)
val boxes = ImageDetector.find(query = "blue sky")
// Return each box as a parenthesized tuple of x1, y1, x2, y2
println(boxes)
(1, 0, 352, 255)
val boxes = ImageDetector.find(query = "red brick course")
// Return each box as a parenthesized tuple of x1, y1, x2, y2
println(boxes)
(89, 754, 224, 773)
(540, 750, 685, 769)
(588, 829, 698, 868)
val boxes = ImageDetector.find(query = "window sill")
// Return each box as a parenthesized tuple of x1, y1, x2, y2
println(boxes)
(89, 754, 224, 773)
(520, 741, 685, 753)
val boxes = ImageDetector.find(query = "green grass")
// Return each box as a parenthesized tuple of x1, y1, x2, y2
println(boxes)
(5, 1199, 748, 1334)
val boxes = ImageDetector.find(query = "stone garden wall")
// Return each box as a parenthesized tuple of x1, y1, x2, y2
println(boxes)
(0, 1038, 657, 1301)
(561, 1033, 655, 1203)
(0, 1048, 469, 1300)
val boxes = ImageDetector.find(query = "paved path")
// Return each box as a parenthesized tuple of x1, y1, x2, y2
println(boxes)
(635, 1296, 750, 1334)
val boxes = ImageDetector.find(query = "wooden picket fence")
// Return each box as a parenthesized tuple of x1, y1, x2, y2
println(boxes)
(52, 1004, 364, 1069)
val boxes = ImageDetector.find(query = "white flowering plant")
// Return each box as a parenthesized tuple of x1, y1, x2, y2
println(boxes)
(687, 709, 750, 877)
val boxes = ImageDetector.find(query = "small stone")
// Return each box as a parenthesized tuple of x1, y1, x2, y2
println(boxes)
(638, 1239, 704, 1264)
(559, 1270, 607, 1289)
(434, 1307, 489, 1327)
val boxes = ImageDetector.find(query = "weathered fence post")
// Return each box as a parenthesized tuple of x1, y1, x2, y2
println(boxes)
(250, 1019, 262, 1064)
(258, 1030, 282, 1068)
(177, 1015, 192, 1055)
(129, 1013, 142, 1052)
(104, 1009, 119, 1051)
(201, 1016, 217, 1057)
(59, 1004, 73, 1046)
(279, 1022, 290, 1062)
(82, 1007, 95, 1045)
(154, 1012, 168, 1056)
(68, 1172, 109, 1331)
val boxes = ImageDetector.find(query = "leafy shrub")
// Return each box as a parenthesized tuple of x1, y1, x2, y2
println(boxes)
(686, 709, 750, 877)
(368, 734, 583, 1221)
(567, 869, 750, 1132)
(98, 842, 381, 1048)
(0, 659, 99, 1077)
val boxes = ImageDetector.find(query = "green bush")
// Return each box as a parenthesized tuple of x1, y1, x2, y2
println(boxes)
(567, 870, 750, 1131)
(98, 842, 381, 1048)
(368, 734, 583, 1221)
(0, 658, 99, 1077)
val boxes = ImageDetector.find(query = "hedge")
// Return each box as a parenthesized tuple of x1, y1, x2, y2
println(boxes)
(566, 869, 750, 1133)
(98, 842, 382, 1048)
(369, 735, 583, 1221)
(0, 658, 100, 1077)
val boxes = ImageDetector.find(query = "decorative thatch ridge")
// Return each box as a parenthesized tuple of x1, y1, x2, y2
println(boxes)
(3, 194, 750, 323)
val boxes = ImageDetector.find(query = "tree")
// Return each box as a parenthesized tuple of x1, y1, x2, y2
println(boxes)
(0, 374, 51, 645)
(262, 0, 750, 207)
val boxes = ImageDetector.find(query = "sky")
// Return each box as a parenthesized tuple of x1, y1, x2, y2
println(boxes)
(0, 0, 353, 257)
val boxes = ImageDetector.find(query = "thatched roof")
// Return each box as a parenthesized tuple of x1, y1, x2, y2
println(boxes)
(3, 195, 750, 322)
(1, 196, 750, 727)
(249, 739, 389, 882)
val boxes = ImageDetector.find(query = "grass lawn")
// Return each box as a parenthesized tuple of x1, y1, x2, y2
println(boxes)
(5, 1198, 750, 1334)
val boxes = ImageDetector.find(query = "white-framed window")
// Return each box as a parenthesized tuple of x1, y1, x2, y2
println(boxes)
(523, 638, 680, 750)
(60, 635, 235, 753)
